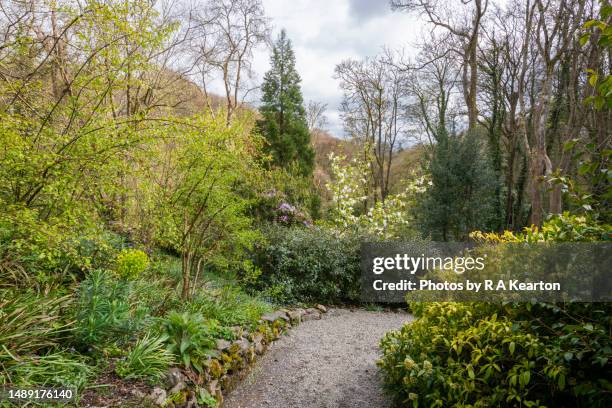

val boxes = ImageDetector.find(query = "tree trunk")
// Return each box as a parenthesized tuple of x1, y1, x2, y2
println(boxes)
(181, 251, 191, 299)
(528, 70, 554, 226)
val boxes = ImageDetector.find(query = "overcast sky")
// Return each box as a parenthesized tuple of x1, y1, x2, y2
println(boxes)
(224, 0, 424, 138)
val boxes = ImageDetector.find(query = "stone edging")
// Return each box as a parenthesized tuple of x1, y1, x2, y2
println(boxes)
(145, 305, 328, 407)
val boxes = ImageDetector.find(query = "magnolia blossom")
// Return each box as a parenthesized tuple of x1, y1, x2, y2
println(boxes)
(326, 153, 427, 239)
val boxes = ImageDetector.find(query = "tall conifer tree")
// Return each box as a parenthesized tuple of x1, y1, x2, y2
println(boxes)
(258, 29, 314, 177)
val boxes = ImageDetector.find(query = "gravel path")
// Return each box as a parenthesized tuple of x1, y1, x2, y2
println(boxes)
(223, 308, 413, 408)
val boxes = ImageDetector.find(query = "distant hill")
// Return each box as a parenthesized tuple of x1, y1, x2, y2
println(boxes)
(388, 144, 427, 193)
(149, 69, 245, 118)
(311, 129, 426, 201)
(311, 130, 358, 196)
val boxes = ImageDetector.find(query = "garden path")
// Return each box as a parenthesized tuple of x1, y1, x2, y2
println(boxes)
(223, 308, 412, 408)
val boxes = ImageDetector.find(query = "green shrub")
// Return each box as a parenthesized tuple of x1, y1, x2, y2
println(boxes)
(115, 334, 173, 382)
(73, 270, 149, 348)
(161, 311, 219, 373)
(379, 216, 612, 407)
(115, 249, 150, 280)
(379, 302, 612, 407)
(252, 225, 362, 303)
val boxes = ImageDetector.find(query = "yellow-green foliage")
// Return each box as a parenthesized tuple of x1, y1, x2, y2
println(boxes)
(115, 249, 150, 280)
(379, 215, 612, 407)
(470, 212, 611, 243)
(379, 301, 612, 407)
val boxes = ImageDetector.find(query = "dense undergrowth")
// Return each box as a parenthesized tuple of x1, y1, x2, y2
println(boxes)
(0, 244, 272, 405)
(378, 215, 612, 408)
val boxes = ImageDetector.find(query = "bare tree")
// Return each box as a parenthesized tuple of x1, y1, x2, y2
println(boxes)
(392, 0, 488, 130)
(522, 0, 586, 225)
(189, 0, 270, 125)
(306, 100, 328, 131)
(399, 33, 463, 146)
(335, 54, 408, 202)
(479, 0, 604, 227)
(481, 0, 538, 229)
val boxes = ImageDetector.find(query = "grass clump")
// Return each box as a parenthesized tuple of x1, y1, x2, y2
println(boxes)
(7, 351, 95, 391)
(115, 334, 173, 382)
(0, 290, 72, 364)
(184, 284, 272, 328)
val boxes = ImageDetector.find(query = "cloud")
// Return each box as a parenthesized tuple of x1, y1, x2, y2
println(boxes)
(203, 0, 425, 138)
(348, 0, 390, 21)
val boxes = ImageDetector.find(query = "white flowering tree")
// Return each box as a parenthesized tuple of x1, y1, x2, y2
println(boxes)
(326, 153, 429, 239)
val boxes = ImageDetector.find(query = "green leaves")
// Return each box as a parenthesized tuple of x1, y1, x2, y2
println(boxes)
(379, 301, 612, 407)
(519, 370, 531, 388)
(509, 341, 516, 355)
(115, 334, 173, 382)
(467, 364, 475, 380)
(581, 8, 612, 111)
(161, 311, 217, 373)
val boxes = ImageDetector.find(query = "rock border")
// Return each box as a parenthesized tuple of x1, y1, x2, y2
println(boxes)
(144, 306, 328, 407)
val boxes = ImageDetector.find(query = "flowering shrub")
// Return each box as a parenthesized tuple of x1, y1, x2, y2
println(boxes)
(326, 153, 426, 239)
(275, 201, 311, 226)
(255, 189, 312, 226)
(115, 249, 149, 280)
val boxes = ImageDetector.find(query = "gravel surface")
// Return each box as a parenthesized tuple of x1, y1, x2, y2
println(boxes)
(223, 308, 413, 408)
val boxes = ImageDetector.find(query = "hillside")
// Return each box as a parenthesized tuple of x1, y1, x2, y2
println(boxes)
(311, 129, 426, 199)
